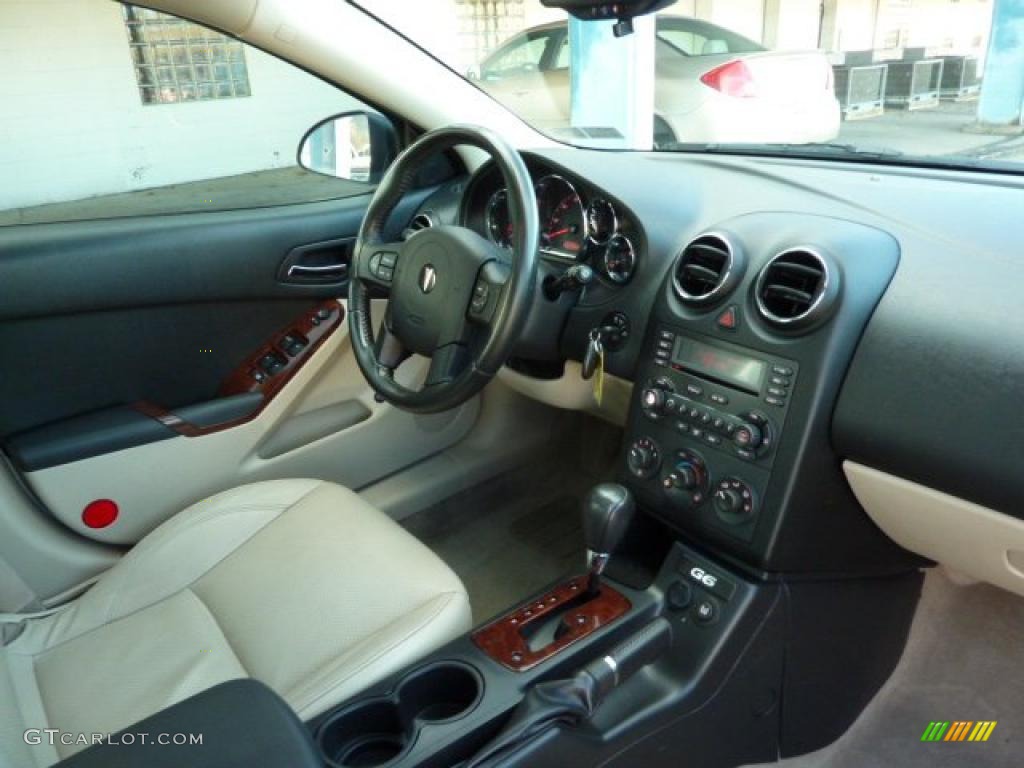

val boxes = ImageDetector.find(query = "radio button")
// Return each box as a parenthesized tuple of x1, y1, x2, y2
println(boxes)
(685, 383, 703, 398)
(658, 330, 675, 341)
(765, 396, 785, 407)
(769, 376, 790, 387)
(733, 423, 763, 450)
(704, 433, 722, 447)
(709, 393, 729, 405)
(767, 387, 787, 397)
(771, 365, 794, 377)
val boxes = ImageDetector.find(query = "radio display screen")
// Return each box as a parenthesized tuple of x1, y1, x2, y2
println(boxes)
(672, 338, 766, 394)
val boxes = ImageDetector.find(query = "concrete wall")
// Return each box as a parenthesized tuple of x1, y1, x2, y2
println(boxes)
(0, 0, 362, 209)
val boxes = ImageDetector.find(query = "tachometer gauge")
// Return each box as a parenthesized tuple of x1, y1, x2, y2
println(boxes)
(535, 175, 587, 259)
(601, 234, 636, 284)
(586, 199, 617, 245)
(485, 188, 513, 249)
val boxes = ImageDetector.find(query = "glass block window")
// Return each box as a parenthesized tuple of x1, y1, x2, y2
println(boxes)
(122, 5, 251, 105)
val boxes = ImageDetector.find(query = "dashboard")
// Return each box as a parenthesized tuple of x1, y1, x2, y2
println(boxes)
(413, 145, 1024, 595)
(461, 160, 642, 286)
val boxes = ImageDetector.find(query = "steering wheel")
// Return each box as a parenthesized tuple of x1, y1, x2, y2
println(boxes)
(348, 125, 539, 414)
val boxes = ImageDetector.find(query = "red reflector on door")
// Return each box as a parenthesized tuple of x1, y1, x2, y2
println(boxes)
(82, 499, 119, 529)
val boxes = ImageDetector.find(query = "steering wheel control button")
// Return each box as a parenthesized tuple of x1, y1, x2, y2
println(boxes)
(368, 251, 399, 283)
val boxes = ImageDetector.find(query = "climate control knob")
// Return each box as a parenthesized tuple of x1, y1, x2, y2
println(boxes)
(627, 437, 661, 479)
(661, 450, 708, 509)
(712, 477, 756, 524)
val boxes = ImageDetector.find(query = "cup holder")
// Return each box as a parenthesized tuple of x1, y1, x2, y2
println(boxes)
(318, 662, 483, 767)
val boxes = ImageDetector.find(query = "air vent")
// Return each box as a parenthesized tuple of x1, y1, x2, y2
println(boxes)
(672, 234, 739, 306)
(755, 249, 837, 329)
(410, 213, 434, 232)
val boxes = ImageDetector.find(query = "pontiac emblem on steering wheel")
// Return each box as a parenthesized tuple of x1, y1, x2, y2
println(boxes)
(419, 264, 437, 294)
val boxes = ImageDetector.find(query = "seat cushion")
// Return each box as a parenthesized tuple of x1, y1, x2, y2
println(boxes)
(1, 480, 471, 767)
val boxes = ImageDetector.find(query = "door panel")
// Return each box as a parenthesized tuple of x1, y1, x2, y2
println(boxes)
(0, 191, 429, 437)
(23, 307, 478, 545)
(0, 189, 478, 549)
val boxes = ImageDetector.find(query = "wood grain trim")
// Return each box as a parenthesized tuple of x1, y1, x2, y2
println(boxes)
(471, 577, 631, 672)
(134, 300, 343, 438)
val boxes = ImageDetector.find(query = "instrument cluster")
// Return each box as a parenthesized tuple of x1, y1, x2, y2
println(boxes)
(465, 164, 639, 286)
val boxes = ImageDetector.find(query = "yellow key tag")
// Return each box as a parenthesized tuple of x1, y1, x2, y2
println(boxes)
(593, 346, 605, 406)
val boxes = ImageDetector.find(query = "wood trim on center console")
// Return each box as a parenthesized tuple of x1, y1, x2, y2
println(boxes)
(135, 300, 343, 438)
(472, 577, 631, 672)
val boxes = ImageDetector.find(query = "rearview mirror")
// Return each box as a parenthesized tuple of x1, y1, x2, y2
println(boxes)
(297, 111, 398, 184)
(541, 0, 676, 35)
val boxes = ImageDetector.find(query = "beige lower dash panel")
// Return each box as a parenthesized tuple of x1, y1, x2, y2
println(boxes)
(845, 461, 1024, 597)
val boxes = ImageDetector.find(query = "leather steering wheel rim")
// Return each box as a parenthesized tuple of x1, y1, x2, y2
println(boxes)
(347, 124, 538, 414)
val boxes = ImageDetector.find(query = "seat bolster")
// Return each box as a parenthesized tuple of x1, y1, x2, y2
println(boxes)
(15, 479, 324, 656)
(289, 589, 472, 719)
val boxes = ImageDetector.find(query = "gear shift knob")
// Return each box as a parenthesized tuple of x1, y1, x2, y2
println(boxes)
(582, 483, 635, 594)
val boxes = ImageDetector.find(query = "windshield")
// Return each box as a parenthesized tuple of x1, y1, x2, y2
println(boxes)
(353, 1, 1023, 171)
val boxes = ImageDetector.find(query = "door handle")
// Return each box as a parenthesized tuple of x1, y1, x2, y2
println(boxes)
(287, 263, 348, 279)
(279, 238, 354, 285)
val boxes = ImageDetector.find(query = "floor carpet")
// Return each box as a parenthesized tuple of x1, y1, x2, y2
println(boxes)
(747, 567, 1024, 768)
(401, 457, 594, 623)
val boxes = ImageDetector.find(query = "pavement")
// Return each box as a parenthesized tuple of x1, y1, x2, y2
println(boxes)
(837, 99, 1024, 163)
(0, 167, 371, 227)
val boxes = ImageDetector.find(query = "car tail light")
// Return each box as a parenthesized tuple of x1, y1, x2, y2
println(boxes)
(700, 60, 757, 98)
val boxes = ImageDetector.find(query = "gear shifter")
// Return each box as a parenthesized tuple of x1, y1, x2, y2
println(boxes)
(582, 483, 636, 597)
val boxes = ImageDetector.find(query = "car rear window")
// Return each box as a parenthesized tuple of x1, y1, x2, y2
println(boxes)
(656, 20, 765, 56)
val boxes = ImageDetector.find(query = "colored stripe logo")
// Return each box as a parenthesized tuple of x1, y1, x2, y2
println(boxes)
(921, 721, 997, 742)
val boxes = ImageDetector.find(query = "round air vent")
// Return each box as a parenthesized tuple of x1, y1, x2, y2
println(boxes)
(754, 248, 839, 330)
(409, 213, 435, 232)
(672, 233, 743, 306)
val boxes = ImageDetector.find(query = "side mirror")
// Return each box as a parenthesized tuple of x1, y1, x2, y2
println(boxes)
(297, 111, 398, 184)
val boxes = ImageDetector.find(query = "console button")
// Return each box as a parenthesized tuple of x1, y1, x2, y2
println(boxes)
(709, 393, 729, 405)
(685, 383, 703, 398)
(772, 365, 794, 376)
(694, 598, 719, 625)
(667, 581, 693, 611)
(769, 376, 790, 388)
(716, 305, 738, 331)
(733, 423, 763, 450)
(765, 396, 786, 407)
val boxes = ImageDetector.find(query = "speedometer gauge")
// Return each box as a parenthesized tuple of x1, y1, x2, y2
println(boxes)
(485, 188, 513, 249)
(601, 234, 636, 284)
(535, 175, 587, 259)
(586, 199, 617, 245)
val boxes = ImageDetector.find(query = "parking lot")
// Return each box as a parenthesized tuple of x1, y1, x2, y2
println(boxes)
(838, 100, 1024, 163)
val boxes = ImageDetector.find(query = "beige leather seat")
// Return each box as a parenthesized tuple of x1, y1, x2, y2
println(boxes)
(0, 479, 471, 768)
